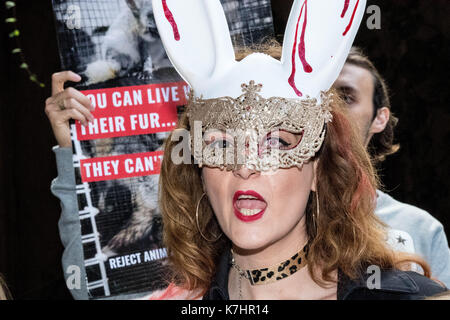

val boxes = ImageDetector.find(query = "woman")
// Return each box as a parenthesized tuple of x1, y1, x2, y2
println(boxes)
(46, 0, 446, 299)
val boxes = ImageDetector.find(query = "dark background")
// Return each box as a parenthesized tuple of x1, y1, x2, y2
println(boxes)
(0, 0, 448, 299)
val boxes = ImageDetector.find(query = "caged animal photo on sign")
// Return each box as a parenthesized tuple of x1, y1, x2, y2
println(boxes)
(79, 133, 168, 261)
(83, 0, 173, 84)
(53, 0, 175, 87)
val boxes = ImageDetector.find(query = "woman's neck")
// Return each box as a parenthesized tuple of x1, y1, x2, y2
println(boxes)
(231, 215, 308, 269)
(228, 217, 337, 300)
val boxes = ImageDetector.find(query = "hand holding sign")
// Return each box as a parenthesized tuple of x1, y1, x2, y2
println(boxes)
(45, 71, 95, 148)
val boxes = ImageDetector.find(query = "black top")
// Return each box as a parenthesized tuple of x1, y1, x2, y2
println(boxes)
(203, 248, 447, 300)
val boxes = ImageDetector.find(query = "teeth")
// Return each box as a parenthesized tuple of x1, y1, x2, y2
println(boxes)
(239, 208, 262, 216)
(238, 195, 258, 200)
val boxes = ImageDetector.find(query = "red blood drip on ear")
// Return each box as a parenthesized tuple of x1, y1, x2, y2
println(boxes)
(162, 0, 180, 41)
(343, 0, 360, 36)
(288, 0, 313, 97)
(298, 1, 313, 73)
(341, 0, 350, 18)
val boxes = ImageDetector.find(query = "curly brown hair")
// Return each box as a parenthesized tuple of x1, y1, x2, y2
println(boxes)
(158, 43, 430, 293)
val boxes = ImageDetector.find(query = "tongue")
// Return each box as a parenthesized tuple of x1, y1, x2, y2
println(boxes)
(236, 199, 267, 210)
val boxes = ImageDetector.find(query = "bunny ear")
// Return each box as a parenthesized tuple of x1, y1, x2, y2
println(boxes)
(281, 0, 366, 98)
(152, 0, 235, 88)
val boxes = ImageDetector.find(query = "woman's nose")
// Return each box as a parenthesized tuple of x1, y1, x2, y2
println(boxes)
(232, 165, 259, 180)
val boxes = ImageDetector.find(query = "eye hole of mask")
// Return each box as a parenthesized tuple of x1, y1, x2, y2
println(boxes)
(203, 130, 234, 149)
(203, 129, 303, 152)
(259, 129, 304, 151)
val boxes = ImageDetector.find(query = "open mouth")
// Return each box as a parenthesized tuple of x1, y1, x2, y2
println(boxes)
(233, 190, 267, 222)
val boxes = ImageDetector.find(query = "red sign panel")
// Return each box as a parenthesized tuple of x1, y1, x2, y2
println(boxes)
(75, 82, 189, 140)
(80, 151, 164, 183)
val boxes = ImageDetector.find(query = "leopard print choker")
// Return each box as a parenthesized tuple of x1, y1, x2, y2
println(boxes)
(231, 243, 309, 286)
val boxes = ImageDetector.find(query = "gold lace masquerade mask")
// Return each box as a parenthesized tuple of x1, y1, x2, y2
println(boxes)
(187, 81, 333, 171)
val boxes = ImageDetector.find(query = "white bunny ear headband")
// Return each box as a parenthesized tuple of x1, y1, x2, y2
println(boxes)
(152, 0, 366, 171)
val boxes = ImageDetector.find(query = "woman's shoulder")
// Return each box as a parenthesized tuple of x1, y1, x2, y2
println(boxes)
(339, 269, 447, 300)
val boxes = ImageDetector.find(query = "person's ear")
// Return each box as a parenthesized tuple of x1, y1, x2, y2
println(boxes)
(369, 107, 390, 135)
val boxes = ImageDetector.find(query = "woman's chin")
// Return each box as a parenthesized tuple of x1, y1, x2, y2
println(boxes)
(228, 232, 273, 253)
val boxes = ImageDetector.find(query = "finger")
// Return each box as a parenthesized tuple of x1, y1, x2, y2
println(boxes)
(65, 97, 95, 123)
(59, 108, 89, 127)
(65, 87, 94, 111)
(45, 97, 62, 115)
(47, 107, 86, 127)
(52, 87, 93, 111)
(51, 71, 82, 96)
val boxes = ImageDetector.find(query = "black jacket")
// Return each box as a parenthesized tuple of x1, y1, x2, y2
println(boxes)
(203, 249, 447, 300)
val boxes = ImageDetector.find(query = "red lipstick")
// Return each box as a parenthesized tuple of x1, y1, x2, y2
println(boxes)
(233, 190, 267, 222)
